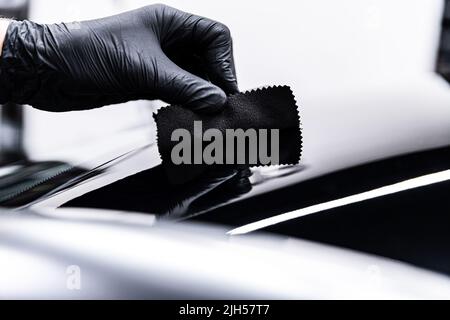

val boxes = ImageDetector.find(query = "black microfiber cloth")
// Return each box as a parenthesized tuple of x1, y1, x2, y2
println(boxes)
(154, 85, 302, 184)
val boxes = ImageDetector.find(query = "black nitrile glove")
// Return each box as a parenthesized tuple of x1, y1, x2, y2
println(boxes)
(0, 4, 238, 112)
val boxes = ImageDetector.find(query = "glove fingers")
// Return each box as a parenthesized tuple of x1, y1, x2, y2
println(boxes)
(159, 7, 239, 94)
(164, 49, 211, 83)
(156, 54, 227, 114)
(191, 20, 239, 94)
(203, 35, 239, 95)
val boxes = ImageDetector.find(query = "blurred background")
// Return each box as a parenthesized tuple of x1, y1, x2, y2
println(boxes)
(0, 0, 449, 186)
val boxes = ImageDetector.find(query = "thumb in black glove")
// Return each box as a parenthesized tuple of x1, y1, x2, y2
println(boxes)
(0, 4, 238, 113)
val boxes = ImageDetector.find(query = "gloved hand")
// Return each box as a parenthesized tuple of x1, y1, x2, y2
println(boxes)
(0, 4, 238, 113)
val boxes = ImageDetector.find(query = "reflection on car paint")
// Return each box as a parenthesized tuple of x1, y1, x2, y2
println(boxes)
(64, 165, 253, 220)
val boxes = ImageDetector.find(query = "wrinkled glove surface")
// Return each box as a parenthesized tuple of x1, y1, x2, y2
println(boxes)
(0, 4, 238, 112)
